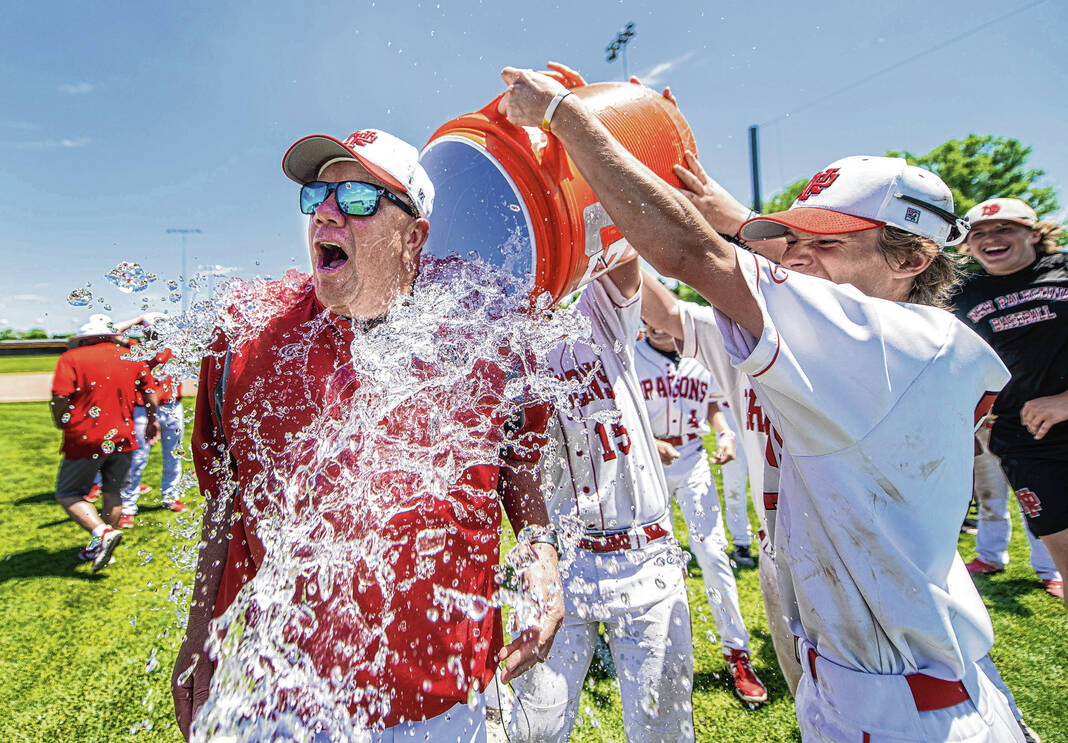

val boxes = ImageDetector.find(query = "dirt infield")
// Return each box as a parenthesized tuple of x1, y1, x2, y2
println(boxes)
(0, 373, 196, 403)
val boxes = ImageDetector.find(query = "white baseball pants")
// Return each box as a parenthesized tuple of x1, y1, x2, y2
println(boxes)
(509, 539, 694, 743)
(666, 441, 750, 653)
(973, 426, 1059, 579)
(794, 637, 1023, 742)
(720, 440, 753, 549)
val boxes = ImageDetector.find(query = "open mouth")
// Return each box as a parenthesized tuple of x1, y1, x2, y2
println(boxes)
(317, 241, 349, 273)
(982, 246, 1010, 258)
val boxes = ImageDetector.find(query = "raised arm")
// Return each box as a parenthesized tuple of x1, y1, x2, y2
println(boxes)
(498, 66, 762, 338)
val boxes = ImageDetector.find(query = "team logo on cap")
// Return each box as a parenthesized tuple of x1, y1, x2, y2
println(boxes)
(904, 207, 921, 224)
(344, 130, 378, 148)
(797, 168, 840, 201)
(980, 203, 1001, 217)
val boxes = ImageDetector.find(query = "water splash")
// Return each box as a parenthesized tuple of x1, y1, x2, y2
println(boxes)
(127, 254, 596, 742)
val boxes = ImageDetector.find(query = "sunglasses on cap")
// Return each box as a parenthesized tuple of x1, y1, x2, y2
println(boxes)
(300, 180, 418, 219)
(894, 193, 969, 245)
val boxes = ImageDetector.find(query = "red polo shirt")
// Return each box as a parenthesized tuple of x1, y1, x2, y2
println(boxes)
(192, 273, 549, 729)
(52, 341, 154, 459)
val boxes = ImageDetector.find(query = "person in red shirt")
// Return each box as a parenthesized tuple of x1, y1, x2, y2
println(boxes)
(171, 128, 563, 741)
(118, 316, 189, 527)
(51, 314, 159, 572)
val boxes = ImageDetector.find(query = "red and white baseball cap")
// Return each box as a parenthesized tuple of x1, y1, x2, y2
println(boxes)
(740, 156, 967, 246)
(282, 128, 434, 218)
(964, 198, 1037, 229)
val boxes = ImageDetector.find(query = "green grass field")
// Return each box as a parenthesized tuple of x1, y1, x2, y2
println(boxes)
(1, 401, 1064, 742)
(0, 354, 61, 374)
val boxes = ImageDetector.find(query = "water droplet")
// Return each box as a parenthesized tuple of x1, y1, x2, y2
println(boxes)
(105, 261, 157, 294)
(101, 440, 115, 454)
(67, 287, 93, 306)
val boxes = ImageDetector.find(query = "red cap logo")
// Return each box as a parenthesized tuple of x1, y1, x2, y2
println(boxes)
(980, 203, 1001, 217)
(797, 168, 840, 201)
(344, 130, 378, 148)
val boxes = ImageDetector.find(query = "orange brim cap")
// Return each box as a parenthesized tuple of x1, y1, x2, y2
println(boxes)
(739, 207, 884, 241)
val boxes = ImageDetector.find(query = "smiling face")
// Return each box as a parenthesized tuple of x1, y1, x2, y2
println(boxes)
(779, 227, 930, 302)
(306, 160, 429, 319)
(964, 219, 1039, 276)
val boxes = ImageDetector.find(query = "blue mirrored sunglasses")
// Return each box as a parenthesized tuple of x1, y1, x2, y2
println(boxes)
(300, 180, 418, 219)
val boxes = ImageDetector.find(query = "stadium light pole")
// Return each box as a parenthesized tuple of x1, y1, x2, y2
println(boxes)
(605, 22, 636, 80)
(166, 228, 201, 314)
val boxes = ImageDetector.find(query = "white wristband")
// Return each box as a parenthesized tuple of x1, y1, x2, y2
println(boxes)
(540, 90, 572, 132)
(716, 430, 736, 442)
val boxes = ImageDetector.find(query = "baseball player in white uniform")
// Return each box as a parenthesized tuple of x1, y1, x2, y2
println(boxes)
(634, 323, 768, 704)
(641, 277, 803, 696)
(496, 66, 1024, 742)
(508, 259, 695, 743)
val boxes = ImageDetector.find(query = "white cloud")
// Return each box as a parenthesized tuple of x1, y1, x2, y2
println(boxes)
(10, 294, 46, 302)
(0, 120, 37, 130)
(638, 50, 698, 87)
(59, 82, 97, 95)
(16, 137, 91, 149)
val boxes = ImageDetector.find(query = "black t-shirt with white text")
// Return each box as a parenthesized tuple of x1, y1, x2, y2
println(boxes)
(951, 252, 1068, 455)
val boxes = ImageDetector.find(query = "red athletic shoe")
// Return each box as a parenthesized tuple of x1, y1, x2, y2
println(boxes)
(84, 484, 101, 503)
(965, 558, 1004, 575)
(724, 648, 768, 704)
(1043, 579, 1064, 600)
(117, 514, 135, 529)
(165, 500, 189, 513)
(137, 484, 152, 494)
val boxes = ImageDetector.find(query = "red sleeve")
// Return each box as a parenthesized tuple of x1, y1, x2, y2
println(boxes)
(192, 334, 228, 502)
(502, 400, 553, 463)
(51, 353, 77, 397)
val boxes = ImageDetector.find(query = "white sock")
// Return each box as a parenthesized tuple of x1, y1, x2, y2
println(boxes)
(91, 524, 107, 538)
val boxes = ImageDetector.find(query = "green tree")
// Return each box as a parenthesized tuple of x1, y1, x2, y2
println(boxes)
(762, 177, 808, 215)
(20, 328, 48, 340)
(888, 135, 1060, 218)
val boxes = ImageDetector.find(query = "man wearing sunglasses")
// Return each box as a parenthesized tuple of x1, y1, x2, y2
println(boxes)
(172, 128, 563, 741)
(497, 67, 1023, 742)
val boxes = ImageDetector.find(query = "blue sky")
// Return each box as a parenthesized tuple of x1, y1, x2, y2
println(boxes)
(2, 0, 1064, 333)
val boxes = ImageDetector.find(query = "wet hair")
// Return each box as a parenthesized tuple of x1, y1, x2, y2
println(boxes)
(1034, 220, 1065, 255)
(876, 226, 962, 309)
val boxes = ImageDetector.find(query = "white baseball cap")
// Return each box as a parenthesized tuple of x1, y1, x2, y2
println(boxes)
(75, 314, 115, 339)
(740, 156, 967, 246)
(965, 198, 1037, 229)
(282, 128, 434, 218)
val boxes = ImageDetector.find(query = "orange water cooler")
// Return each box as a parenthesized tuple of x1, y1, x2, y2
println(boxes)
(419, 73, 697, 305)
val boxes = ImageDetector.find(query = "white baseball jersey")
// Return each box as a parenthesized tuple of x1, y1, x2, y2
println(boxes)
(633, 340, 715, 440)
(700, 245, 1009, 680)
(678, 301, 772, 530)
(544, 275, 671, 531)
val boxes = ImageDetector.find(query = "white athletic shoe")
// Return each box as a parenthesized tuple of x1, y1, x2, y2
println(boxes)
(91, 527, 122, 573)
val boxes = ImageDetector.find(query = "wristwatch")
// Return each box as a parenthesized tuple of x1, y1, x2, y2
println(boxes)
(517, 525, 560, 556)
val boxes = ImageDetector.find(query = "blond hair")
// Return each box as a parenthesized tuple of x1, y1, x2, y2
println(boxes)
(876, 226, 962, 309)
(1034, 220, 1065, 255)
